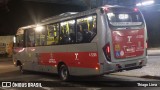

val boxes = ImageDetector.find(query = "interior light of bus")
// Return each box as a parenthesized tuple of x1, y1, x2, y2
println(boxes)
(61, 22, 67, 26)
(35, 25, 44, 32)
(69, 20, 75, 24)
(87, 16, 93, 21)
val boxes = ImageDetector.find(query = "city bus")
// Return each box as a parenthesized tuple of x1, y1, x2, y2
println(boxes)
(13, 5, 148, 81)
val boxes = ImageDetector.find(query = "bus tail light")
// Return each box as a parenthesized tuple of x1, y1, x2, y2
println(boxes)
(103, 43, 111, 61)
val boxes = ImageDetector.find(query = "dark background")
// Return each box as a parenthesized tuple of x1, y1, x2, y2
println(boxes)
(0, 0, 86, 35)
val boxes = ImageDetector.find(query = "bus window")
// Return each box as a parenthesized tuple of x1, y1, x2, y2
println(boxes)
(16, 34, 24, 47)
(60, 20, 76, 44)
(35, 25, 46, 46)
(26, 29, 35, 47)
(47, 23, 59, 45)
(76, 15, 97, 43)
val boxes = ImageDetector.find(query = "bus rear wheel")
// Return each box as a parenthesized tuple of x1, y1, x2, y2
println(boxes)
(59, 64, 70, 81)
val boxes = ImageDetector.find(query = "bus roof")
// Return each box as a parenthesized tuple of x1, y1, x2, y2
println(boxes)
(41, 8, 97, 25)
(40, 5, 128, 24)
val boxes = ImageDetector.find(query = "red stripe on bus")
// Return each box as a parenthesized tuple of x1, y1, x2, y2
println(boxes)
(38, 52, 99, 68)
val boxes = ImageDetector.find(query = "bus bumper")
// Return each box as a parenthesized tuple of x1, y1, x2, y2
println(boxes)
(102, 57, 147, 74)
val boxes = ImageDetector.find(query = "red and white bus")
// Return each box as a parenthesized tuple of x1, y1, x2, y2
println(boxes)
(13, 5, 148, 81)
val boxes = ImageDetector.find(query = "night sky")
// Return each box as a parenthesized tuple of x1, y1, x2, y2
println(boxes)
(0, 0, 86, 36)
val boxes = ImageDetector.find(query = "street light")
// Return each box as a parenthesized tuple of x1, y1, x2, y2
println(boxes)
(35, 24, 44, 32)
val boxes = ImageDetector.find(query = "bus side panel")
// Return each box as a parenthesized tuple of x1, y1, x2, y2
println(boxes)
(21, 43, 100, 76)
(13, 47, 25, 65)
(35, 45, 68, 73)
(38, 52, 99, 76)
(23, 47, 38, 71)
(66, 43, 99, 76)
(96, 10, 112, 75)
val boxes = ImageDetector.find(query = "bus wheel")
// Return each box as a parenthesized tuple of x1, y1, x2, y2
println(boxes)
(59, 64, 70, 81)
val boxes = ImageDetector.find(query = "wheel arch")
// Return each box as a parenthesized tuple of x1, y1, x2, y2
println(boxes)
(16, 60, 22, 66)
(57, 61, 67, 73)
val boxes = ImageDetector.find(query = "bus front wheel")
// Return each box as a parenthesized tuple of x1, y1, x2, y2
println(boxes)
(59, 64, 70, 81)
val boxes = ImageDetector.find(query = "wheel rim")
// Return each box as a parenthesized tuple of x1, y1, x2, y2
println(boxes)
(61, 66, 68, 80)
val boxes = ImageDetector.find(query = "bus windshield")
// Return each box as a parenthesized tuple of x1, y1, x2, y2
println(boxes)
(106, 8, 144, 27)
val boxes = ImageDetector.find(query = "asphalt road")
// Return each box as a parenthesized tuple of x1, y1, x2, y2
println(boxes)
(112, 56, 160, 77)
(0, 56, 160, 90)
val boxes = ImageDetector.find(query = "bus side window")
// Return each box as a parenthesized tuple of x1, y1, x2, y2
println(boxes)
(47, 23, 59, 45)
(89, 16, 97, 41)
(76, 15, 97, 43)
(16, 34, 24, 47)
(60, 20, 76, 44)
(77, 25, 83, 42)
(26, 29, 35, 47)
(35, 25, 46, 46)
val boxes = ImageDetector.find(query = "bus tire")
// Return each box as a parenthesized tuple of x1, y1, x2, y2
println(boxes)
(59, 64, 70, 81)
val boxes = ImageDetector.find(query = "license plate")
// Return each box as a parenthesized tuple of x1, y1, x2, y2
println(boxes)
(126, 47, 135, 52)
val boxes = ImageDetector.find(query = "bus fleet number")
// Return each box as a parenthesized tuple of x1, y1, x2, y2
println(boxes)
(89, 53, 97, 57)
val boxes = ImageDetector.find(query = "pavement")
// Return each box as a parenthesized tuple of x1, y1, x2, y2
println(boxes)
(0, 57, 12, 62)
(112, 56, 160, 80)
(112, 48, 160, 80)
